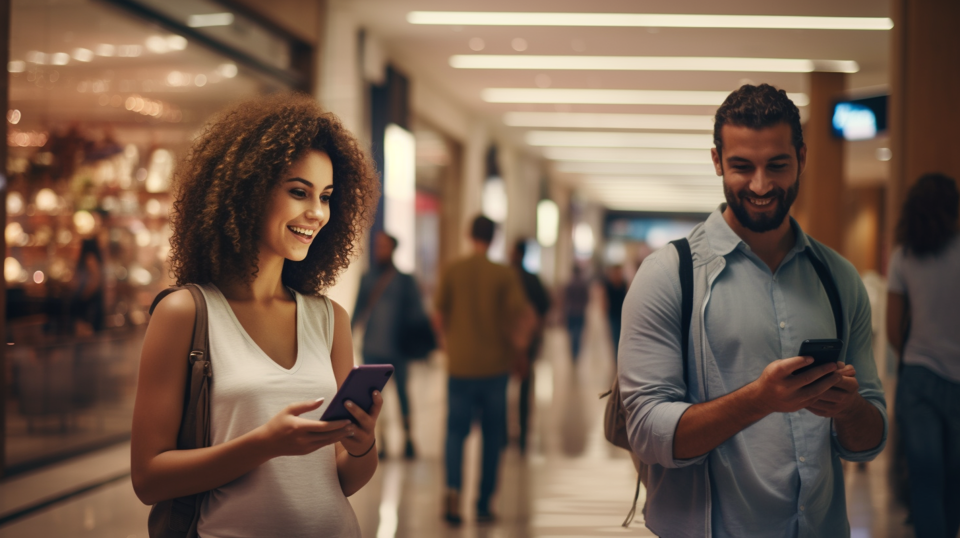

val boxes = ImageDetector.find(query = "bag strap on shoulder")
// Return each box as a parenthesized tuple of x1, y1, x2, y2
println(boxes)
(806, 254, 844, 341)
(670, 238, 694, 384)
(150, 285, 210, 360)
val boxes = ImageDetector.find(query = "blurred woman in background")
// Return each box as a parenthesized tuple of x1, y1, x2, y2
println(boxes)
(886, 173, 960, 538)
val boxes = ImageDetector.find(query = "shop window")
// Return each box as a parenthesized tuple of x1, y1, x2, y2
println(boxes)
(5, 0, 302, 473)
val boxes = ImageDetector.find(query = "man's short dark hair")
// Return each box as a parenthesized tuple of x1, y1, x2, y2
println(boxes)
(514, 238, 528, 258)
(471, 215, 496, 243)
(713, 84, 804, 160)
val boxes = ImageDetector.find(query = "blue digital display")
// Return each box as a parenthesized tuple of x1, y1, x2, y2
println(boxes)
(831, 95, 888, 141)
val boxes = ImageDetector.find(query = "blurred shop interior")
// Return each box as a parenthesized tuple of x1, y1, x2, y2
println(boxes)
(0, 0, 958, 518)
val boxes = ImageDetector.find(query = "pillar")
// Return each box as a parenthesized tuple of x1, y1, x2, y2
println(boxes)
(795, 72, 846, 253)
(459, 123, 487, 256)
(316, 0, 365, 314)
(886, 0, 960, 254)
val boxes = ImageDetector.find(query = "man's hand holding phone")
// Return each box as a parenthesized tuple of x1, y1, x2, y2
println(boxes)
(804, 362, 862, 418)
(750, 356, 843, 415)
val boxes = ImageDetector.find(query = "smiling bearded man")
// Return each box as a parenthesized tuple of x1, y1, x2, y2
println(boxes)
(617, 84, 887, 538)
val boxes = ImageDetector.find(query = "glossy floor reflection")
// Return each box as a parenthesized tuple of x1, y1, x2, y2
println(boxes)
(0, 305, 920, 537)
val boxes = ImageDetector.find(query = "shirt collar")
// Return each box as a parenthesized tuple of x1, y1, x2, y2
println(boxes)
(705, 203, 812, 258)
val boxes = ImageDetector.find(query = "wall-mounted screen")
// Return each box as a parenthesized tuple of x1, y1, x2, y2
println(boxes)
(831, 94, 888, 141)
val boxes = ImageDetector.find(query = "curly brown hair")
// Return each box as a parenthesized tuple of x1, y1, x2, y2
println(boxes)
(896, 173, 959, 257)
(169, 93, 379, 295)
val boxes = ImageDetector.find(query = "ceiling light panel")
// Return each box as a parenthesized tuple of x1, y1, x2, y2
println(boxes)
(505, 112, 714, 131)
(483, 88, 810, 107)
(555, 162, 717, 176)
(408, 12, 893, 31)
(527, 131, 714, 149)
(453, 55, 859, 73)
(543, 147, 713, 164)
(579, 176, 720, 187)
(187, 13, 235, 27)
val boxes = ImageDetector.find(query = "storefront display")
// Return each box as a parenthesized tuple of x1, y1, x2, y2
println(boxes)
(4, 0, 303, 472)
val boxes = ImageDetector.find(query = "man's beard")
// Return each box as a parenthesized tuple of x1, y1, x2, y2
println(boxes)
(723, 174, 800, 233)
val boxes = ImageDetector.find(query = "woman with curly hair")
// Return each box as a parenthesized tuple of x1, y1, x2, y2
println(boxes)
(131, 93, 381, 537)
(886, 173, 960, 538)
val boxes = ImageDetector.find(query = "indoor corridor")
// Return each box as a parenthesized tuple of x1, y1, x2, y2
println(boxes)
(0, 300, 913, 538)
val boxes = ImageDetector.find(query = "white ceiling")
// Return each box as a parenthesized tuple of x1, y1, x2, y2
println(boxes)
(348, 0, 893, 212)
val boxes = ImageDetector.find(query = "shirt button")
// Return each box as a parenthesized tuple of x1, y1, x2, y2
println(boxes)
(799, 456, 805, 462)
(779, 321, 786, 329)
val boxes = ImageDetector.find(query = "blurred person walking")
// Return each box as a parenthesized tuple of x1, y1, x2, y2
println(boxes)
(887, 173, 960, 538)
(510, 239, 551, 455)
(619, 84, 886, 537)
(70, 238, 105, 334)
(353, 231, 429, 459)
(602, 265, 628, 362)
(131, 94, 381, 538)
(563, 265, 589, 363)
(434, 216, 534, 524)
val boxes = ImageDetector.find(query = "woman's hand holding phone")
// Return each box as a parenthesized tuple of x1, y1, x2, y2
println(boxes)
(339, 391, 383, 457)
(257, 398, 354, 458)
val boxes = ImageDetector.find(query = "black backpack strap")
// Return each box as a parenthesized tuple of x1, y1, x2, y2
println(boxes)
(806, 253, 844, 341)
(670, 238, 694, 384)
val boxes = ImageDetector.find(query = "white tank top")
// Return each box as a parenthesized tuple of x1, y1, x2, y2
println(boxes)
(196, 284, 361, 538)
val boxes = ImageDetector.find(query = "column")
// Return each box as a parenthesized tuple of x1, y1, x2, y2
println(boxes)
(316, 0, 364, 314)
(794, 72, 846, 252)
(886, 0, 960, 251)
(459, 123, 487, 256)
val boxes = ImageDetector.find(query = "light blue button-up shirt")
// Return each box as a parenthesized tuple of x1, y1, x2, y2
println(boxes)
(619, 208, 887, 538)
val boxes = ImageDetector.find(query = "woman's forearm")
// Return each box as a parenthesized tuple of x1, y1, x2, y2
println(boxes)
(133, 427, 272, 506)
(336, 443, 378, 497)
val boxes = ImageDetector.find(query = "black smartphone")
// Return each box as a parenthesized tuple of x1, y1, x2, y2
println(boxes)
(793, 339, 843, 375)
(319, 365, 394, 423)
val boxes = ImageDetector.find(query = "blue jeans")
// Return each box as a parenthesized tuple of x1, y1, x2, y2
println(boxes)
(567, 315, 585, 362)
(445, 375, 508, 510)
(896, 365, 960, 538)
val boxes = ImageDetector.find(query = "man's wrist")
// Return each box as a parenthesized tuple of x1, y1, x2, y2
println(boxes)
(740, 380, 772, 419)
(833, 394, 868, 423)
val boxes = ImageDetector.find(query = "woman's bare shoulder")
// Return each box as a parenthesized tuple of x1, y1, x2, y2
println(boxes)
(148, 289, 198, 337)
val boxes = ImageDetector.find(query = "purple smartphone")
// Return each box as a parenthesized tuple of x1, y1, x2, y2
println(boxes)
(319, 365, 394, 423)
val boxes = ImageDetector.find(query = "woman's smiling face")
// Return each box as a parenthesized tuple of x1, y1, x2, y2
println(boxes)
(260, 149, 334, 262)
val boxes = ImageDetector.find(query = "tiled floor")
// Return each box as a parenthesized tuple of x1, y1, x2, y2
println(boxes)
(0, 307, 921, 537)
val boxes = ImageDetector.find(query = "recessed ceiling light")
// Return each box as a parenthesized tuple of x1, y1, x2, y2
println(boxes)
(72, 48, 94, 62)
(527, 131, 714, 149)
(187, 13, 235, 27)
(408, 12, 893, 31)
(50, 52, 70, 66)
(146, 36, 170, 54)
(218, 63, 238, 78)
(451, 55, 859, 73)
(484, 88, 810, 107)
(95, 44, 116, 57)
(166, 35, 188, 51)
(505, 112, 714, 131)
